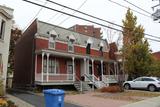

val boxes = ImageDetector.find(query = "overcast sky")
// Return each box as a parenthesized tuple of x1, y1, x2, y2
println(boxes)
(1, 0, 160, 52)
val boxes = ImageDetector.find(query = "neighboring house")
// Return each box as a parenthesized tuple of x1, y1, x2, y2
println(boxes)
(152, 51, 160, 60)
(0, 5, 13, 89)
(14, 19, 119, 90)
(69, 24, 102, 39)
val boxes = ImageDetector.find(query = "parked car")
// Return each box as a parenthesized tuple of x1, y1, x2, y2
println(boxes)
(123, 77, 160, 92)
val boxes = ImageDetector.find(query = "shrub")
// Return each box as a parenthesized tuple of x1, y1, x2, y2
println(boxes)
(100, 85, 123, 93)
(0, 79, 4, 96)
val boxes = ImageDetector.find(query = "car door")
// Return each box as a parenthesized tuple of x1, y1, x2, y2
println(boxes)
(130, 77, 143, 88)
(141, 78, 155, 88)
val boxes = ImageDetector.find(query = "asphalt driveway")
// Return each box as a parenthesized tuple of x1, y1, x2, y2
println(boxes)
(7, 89, 82, 107)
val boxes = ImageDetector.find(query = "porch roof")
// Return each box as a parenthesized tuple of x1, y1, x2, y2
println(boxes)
(35, 49, 115, 63)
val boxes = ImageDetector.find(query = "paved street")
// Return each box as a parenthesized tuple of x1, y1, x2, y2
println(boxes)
(7, 89, 82, 107)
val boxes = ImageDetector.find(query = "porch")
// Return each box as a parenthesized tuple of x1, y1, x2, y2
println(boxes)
(34, 49, 124, 86)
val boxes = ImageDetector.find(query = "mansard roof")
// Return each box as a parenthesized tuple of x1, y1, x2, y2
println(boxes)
(37, 20, 109, 52)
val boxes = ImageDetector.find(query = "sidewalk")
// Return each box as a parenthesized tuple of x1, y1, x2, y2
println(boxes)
(7, 94, 34, 107)
(65, 92, 130, 107)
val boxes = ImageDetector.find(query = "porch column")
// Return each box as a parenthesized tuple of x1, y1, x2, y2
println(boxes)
(46, 53, 50, 82)
(84, 58, 86, 74)
(35, 54, 37, 81)
(41, 52, 44, 82)
(84, 58, 86, 81)
(91, 59, 94, 82)
(101, 60, 103, 81)
(72, 57, 75, 81)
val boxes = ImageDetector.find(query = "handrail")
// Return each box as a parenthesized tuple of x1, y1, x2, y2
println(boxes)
(84, 74, 107, 88)
(74, 75, 83, 92)
(84, 74, 93, 82)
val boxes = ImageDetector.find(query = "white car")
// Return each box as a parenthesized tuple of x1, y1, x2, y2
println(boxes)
(123, 77, 160, 92)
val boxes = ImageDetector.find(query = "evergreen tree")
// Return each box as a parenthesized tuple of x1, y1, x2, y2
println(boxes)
(122, 9, 152, 79)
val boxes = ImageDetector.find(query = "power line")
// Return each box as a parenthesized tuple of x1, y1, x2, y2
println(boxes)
(108, 0, 151, 18)
(124, 0, 152, 15)
(23, 1, 47, 31)
(23, 0, 160, 42)
(23, 0, 124, 32)
(47, 0, 160, 40)
(46, 0, 123, 29)
(58, 0, 88, 26)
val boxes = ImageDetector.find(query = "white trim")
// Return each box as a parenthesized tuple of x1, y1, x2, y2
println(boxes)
(35, 36, 48, 40)
(56, 40, 67, 44)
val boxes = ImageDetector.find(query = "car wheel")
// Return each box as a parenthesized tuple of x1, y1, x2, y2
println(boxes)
(124, 84, 130, 90)
(148, 85, 156, 92)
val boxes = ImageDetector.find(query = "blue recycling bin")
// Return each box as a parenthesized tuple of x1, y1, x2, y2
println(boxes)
(43, 89, 65, 107)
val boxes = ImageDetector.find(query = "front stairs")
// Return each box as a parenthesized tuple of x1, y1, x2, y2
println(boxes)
(74, 81, 91, 92)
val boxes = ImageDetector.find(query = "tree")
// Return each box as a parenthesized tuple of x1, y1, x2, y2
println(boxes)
(8, 28, 22, 74)
(122, 9, 152, 79)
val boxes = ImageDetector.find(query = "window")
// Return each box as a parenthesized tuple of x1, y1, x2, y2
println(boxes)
(142, 78, 155, 81)
(56, 61, 59, 74)
(99, 46, 103, 56)
(68, 40, 74, 52)
(49, 35, 56, 49)
(43, 58, 47, 73)
(86, 43, 91, 54)
(0, 20, 5, 40)
(134, 78, 142, 81)
(49, 59, 55, 73)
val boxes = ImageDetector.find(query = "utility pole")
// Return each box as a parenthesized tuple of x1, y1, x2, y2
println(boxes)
(152, 0, 160, 21)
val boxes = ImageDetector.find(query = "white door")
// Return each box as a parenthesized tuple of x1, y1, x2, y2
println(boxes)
(130, 77, 143, 88)
(67, 65, 73, 80)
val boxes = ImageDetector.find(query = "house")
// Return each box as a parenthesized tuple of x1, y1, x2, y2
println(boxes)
(14, 19, 119, 91)
(0, 5, 13, 89)
(69, 24, 102, 39)
(152, 51, 160, 61)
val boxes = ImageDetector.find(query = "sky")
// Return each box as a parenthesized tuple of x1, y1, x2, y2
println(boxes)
(1, 0, 160, 52)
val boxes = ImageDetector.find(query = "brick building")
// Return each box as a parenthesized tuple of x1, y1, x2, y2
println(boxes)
(69, 24, 102, 39)
(14, 19, 119, 91)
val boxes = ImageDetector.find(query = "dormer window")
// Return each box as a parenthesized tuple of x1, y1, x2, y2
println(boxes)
(86, 43, 91, 54)
(48, 30, 57, 49)
(49, 36, 56, 49)
(86, 37, 93, 54)
(99, 41, 104, 56)
(68, 34, 75, 52)
(68, 40, 74, 52)
(99, 46, 103, 56)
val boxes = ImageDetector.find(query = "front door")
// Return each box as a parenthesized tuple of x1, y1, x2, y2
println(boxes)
(67, 65, 73, 80)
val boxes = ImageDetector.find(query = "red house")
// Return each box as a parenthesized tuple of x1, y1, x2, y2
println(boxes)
(14, 19, 119, 91)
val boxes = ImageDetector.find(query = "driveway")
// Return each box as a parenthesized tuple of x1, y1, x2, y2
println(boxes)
(7, 89, 82, 107)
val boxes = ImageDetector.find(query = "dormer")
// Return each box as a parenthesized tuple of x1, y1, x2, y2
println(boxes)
(86, 37, 93, 54)
(48, 30, 57, 49)
(68, 34, 75, 52)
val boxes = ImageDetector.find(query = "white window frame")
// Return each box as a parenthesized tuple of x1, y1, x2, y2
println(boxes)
(68, 40, 74, 52)
(0, 19, 5, 40)
(48, 35, 56, 49)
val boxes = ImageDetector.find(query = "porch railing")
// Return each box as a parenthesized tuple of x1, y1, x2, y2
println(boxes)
(35, 73, 74, 82)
